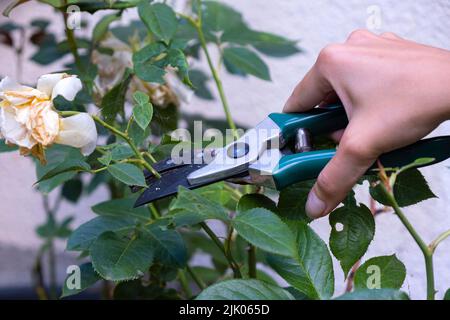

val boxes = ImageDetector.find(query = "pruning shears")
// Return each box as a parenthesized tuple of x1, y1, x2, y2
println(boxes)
(134, 104, 450, 207)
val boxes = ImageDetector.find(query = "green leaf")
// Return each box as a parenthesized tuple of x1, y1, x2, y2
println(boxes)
(91, 231, 154, 281)
(277, 180, 314, 222)
(61, 263, 101, 298)
(201, 1, 243, 34)
(133, 91, 153, 130)
(223, 46, 271, 81)
(237, 194, 277, 213)
(166, 48, 192, 86)
(170, 186, 229, 226)
(142, 222, 187, 268)
(354, 255, 406, 290)
(133, 90, 149, 105)
(196, 279, 294, 300)
(92, 198, 150, 221)
(36, 158, 90, 184)
(266, 221, 334, 300)
(67, 216, 136, 251)
(35, 146, 86, 193)
(329, 203, 375, 277)
(0, 139, 17, 152)
(444, 289, 450, 300)
(398, 157, 436, 173)
(189, 69, 213, 100)
(222, 26, 300, 58)
(107, 163, 147, 187)
(232, 208, 296, 257)
(133, 43, 167, 83)
(92, 13, 120, 45)
(101, 68, 132, 123)
(393, 169, 436, 207)
(335, 289, 410, 300)
(62, 178, 83, 203)
(138, 2, 178, 45)
(111, 144, 134, 161)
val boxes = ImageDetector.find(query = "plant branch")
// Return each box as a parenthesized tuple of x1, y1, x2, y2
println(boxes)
(200, 222, 242, 278)
(62, 9, 83, 73)
(429, 229, 450, 254)
(379, 183, 435, 300)
(188, 10, 238, 138)
(186, 266, 206, 290)
(248, 244, 257, 278)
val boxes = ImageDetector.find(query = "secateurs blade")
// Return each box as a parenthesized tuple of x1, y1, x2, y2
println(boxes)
(134, 104, 450, 207)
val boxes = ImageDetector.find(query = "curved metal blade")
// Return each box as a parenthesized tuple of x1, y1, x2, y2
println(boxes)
(135, 164, 212, 207)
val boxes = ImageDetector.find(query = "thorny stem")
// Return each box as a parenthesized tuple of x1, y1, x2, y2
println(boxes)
(378, 183, 435, 300)
(200, 222, 242, 278)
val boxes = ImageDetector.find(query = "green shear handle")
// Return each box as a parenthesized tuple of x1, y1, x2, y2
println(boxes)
(267, 105, 450, 190)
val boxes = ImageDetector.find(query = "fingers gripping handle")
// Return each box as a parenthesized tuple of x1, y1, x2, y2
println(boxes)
(272, 136, 450, 190)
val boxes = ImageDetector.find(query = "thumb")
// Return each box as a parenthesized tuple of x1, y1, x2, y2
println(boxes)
(305, 133, 377, 219)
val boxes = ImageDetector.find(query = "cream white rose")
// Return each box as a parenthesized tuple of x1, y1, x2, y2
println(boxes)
(0, 74, 97, 160)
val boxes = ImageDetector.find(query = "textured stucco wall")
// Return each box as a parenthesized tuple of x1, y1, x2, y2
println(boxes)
(0, 0, 449, 299)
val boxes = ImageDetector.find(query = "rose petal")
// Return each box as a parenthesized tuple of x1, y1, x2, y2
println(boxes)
(51, 76, 82, 101)
(0, 76, 42, 105)
(37, 73, 66, 97)
(56, 113, 97, 155)
(0, 105, 36, 149)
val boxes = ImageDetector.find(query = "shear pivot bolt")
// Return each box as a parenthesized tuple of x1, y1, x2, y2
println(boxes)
(228, 142, 250, 159)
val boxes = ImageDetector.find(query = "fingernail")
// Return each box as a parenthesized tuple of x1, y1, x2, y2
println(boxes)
(306, 191, 326, 219)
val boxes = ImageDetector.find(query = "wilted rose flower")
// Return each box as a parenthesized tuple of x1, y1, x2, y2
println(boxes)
(0, 74, 98, 163)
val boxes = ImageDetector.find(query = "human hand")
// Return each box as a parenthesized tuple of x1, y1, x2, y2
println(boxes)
(284, 30, 450, 219)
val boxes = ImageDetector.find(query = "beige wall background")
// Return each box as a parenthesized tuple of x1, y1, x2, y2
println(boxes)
(0, 0, 449, 299)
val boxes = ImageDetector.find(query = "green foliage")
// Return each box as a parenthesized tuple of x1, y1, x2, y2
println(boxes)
(0, 139, 17, 152)
(196, 280, 294, 300)
(138, 2, 178, 45)
(354, 255, 406, 290)
(132, 91, 153, 130)
(67, 216, 136, 251)
(335, 289, 410, 300)
(35, 146, 89, 193)
(170, 186, 230, 226)
(266, 221, 334, 300)
(92, 13, 120, 45)
(329, 202, 375, 277)
(232, 208, 296, 257)
(92, 198, 150, 221)
(392, 169, 436, 207)
(91, 231, 155, 281)
(237, 194, 277, 213)
(277, 180, 314, 222)
(107, 163, 147, 187)
(370, 168, 436, 207)
(142, 222, 187, 268)
(223, 47, 271, 81)
(61, 263, 101, 298)
(3, 0, 442, 302)
(444, 289, 450, 300)
(101, 69, 133, 123)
